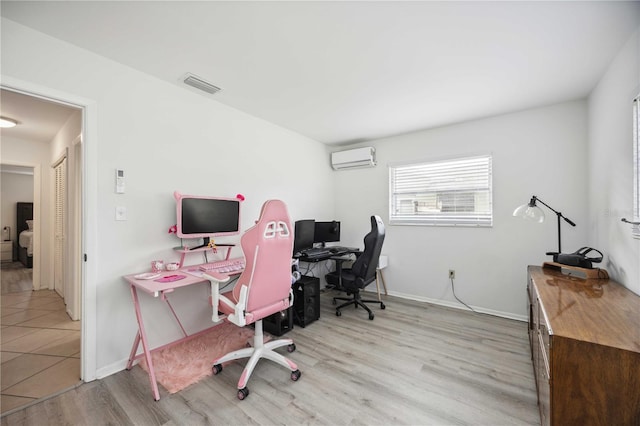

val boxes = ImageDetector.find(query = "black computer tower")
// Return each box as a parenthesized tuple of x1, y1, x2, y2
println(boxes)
(293, 275, 320, 327)
(262, 305, 294, 336)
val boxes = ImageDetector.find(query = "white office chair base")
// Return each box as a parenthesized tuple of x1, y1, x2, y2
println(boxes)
(211, 319, 300, 399)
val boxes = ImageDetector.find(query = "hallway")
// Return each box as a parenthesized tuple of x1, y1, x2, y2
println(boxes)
(1, 262, 81, 415)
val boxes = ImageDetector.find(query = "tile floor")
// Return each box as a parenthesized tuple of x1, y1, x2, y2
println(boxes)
(1, 279, 81, 415)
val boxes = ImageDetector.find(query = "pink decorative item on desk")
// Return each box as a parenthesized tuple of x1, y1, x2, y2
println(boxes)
(151, 260, 164, 273)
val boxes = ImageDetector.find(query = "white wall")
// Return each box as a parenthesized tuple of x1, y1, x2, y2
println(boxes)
(588, 27, 640, 295)
(0, 170, 34, 251)
(2, 18, 335, 378)
(332, 101, 589, 318)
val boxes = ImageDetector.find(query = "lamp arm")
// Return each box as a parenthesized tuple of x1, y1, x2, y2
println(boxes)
(533, 196, 576, 227)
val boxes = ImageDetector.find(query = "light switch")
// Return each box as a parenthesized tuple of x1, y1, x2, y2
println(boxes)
(115, 206, 127, 221)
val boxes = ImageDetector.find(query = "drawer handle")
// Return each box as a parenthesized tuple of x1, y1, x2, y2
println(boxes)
(621, 218, 640, 225)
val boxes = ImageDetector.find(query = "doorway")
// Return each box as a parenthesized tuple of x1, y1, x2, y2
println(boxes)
(0, 88, 84, 414)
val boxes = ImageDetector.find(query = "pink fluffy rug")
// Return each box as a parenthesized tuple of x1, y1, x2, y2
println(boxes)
(138, 323, 261, 393)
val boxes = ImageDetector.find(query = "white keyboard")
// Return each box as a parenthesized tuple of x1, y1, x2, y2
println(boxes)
(199, 257, 245, 273)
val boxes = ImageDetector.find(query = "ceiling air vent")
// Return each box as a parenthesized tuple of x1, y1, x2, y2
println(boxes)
(182, 73, 221, 95)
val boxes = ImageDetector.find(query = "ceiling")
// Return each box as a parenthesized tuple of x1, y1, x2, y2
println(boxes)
(0, 89, 79, 143)
(2, 1, 639, 145)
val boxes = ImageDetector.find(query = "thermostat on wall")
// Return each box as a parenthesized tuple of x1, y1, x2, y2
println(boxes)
(116, 169, 125, 194)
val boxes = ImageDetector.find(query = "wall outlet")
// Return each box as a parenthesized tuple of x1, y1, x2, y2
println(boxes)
(449, 269, 455, 279)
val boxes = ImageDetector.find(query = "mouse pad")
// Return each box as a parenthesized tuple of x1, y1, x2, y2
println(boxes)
(155, 274, 187, 283)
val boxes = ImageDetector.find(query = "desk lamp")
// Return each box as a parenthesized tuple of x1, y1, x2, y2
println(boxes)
(513, 195, 576, 254)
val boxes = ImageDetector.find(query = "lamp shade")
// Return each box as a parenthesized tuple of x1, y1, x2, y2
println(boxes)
(513, 203, 545, 223)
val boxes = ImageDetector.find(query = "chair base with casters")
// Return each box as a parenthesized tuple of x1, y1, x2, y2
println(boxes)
(332, 290, 386, 320)
(211, 318, 301, 400)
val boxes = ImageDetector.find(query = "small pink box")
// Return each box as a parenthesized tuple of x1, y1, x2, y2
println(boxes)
(151, 260, 164, 273)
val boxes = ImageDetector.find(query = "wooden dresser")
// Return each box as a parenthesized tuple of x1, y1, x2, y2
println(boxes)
(527, 265, 640, 425)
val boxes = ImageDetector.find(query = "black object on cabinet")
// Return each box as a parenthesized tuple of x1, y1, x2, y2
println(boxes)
(262, 305, 294, 336)
(293, 275, 320, 327)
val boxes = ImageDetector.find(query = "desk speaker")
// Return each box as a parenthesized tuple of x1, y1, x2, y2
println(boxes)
(293, 275, 320, 327)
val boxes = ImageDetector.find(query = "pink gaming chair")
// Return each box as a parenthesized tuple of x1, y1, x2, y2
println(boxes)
(204, 199, 301, 400)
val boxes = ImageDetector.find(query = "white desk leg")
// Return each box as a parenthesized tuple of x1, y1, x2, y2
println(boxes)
(375, 270, 382, 301)
(128, 284, 161, 401)
(379, 269, 388, 295)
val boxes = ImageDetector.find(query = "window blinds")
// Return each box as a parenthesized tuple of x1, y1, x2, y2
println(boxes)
(390, 154, 493, 227)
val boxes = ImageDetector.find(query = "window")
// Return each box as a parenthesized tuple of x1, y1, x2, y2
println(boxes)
(632, 95, 640, 238)
(389, 154, 493, 227)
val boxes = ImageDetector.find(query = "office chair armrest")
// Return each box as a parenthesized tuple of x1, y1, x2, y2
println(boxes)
(226, 284, 248, 327)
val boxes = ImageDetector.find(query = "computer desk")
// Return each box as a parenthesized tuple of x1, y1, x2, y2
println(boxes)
(294, 246, 359, 263)
(294, 247, 360, 288)
(123, 265, 240, 401)
(297, 248, 387, 301)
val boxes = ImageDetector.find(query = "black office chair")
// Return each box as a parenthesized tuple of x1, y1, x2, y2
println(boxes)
(328, 215, 386, 320)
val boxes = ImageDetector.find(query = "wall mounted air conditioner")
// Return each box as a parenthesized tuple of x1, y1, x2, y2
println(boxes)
(331, 147, 376, 170)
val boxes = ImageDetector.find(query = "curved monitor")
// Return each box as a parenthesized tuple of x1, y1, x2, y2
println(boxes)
(174, 192, 241, 243)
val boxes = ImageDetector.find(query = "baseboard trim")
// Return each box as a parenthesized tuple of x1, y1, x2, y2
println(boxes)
(363, 288, 527, 322)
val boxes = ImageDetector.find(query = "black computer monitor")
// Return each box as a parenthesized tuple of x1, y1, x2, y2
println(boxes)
(294, 220, 315, 253)
(314, 221, 340, 245)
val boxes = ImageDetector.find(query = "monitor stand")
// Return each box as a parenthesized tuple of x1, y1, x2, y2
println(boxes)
(190, 237, 210, 250)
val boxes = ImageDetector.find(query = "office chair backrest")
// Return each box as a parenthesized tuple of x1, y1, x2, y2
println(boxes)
(233, 199, 294, 316)
(351, 215, 385, 286)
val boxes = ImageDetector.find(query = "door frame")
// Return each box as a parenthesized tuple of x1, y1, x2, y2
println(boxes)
(1, 76, 98, 382)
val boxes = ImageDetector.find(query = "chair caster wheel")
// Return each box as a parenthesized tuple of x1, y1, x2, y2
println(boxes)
(287, 343, 296, 353)
(291, 369, 301, 381)
(381, 303, 386, 310)
(237, 387, 249, 400)
(368, 313, 375, 320)
(336, 310, 342, 316)
(212, 364, 222, 375)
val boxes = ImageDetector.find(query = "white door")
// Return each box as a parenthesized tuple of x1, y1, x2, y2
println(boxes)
(54, 156, 67, 298)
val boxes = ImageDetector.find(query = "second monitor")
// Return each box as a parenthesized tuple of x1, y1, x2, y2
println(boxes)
(314, 221, 340, 246)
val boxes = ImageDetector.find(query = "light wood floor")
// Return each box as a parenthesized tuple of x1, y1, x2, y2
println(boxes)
(1, 290, 540, 425)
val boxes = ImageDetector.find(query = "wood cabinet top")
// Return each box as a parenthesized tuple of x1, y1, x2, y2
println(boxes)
(528, 265, 640, 354)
